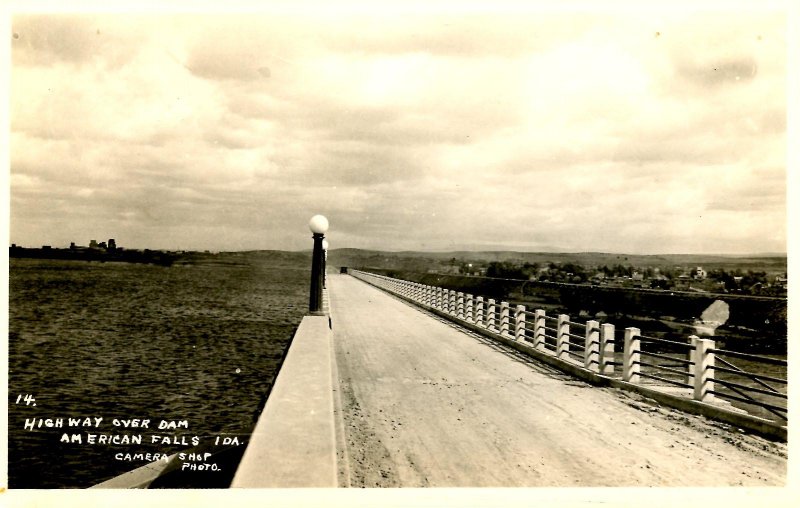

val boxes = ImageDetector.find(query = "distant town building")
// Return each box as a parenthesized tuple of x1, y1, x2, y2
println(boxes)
(89, 240, 99, 250)
(108, 239, 117, 252)
(693, 267, 707, 280)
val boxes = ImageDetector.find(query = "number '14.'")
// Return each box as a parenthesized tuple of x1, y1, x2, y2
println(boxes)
(16, 394, 36, 406)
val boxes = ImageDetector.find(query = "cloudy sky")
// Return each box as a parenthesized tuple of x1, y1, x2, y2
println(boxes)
(8, 5, 789, 253)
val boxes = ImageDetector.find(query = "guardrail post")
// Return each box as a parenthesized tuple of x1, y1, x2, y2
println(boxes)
(533, 310, 546, 351)
(443, 289, 450, 313)
(457, 292, 465, 319)
(585, 320, 600, 372)
(691, 335, 715, 402)
(599, 323, 615, 375)
(515, 305, 526, 342)
(500, 302, 510, 336)
(427, 286, 434, 307)
(436, 287, 443, 310)
(475, 296, 484, 327)
(466, 294, 474, 323)
(487, 299, 496, 331)
(557, 314, 570, 360)
(623, 327, 641, 383)
(450, 291, 457, 316)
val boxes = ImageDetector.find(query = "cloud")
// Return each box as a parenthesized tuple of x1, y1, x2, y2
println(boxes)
(8, 10, 788, 254)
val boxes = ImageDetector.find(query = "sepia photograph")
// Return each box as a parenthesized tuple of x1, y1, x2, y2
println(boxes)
(3, 1, 795, 506)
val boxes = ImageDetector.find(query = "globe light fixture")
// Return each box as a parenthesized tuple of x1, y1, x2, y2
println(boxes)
(309, 215, 329, 234)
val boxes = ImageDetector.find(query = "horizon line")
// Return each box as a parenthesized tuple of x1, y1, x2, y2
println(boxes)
(9, 243, 788, 258)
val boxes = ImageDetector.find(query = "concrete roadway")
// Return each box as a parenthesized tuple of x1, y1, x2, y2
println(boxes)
(328, 274, 786, 487)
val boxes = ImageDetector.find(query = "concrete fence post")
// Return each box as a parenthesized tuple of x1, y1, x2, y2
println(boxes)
(500, 302, 510, 336)
(691, 335, 715, 402)
(557, 314, 570, 361)
(450, 291, 458, 316)
(533, 310, 546, 351)
(515, 305, 526, 342)
(475, 296, 484, 327)
(487, 299, 496, 331)
(457, 292, 465, 319)
(466, 294, 474, 323)
(584, 320, 600, 372)
(623, 327, 641, 383)
(599, 323, 615, 375)
(436, 287, 443, 310)
(427, 286, 434, 307)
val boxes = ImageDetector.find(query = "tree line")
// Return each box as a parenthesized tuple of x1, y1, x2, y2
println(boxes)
(481, 260, 784, 296)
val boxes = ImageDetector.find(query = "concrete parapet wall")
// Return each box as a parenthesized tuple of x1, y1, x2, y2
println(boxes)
(231, 315, 338, 487)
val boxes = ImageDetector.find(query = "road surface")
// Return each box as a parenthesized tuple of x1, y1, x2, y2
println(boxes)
(328, 274, 786, 487)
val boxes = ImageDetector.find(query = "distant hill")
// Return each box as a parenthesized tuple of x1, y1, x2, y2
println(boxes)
(326, 248, 787, 276)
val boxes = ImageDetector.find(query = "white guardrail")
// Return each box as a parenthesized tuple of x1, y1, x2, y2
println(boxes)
(349, 269, 787, 439)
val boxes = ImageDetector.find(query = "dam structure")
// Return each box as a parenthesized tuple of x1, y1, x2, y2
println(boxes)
(97, 218, 787, 488)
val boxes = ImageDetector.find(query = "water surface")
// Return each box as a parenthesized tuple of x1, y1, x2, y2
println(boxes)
(8, 256, 308, 488)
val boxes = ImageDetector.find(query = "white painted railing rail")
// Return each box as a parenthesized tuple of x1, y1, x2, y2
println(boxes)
(348, 269, 786, 437)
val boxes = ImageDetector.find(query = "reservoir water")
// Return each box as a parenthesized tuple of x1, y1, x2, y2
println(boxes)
(8, 255, 309, 488)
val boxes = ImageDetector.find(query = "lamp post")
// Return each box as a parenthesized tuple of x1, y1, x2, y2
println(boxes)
(308, 215, 329, 315)
(321, 239, 329, 289)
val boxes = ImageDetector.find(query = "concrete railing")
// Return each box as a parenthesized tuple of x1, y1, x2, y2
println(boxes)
(349, 269, 787, 440)
(231, 314, 338, 487)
